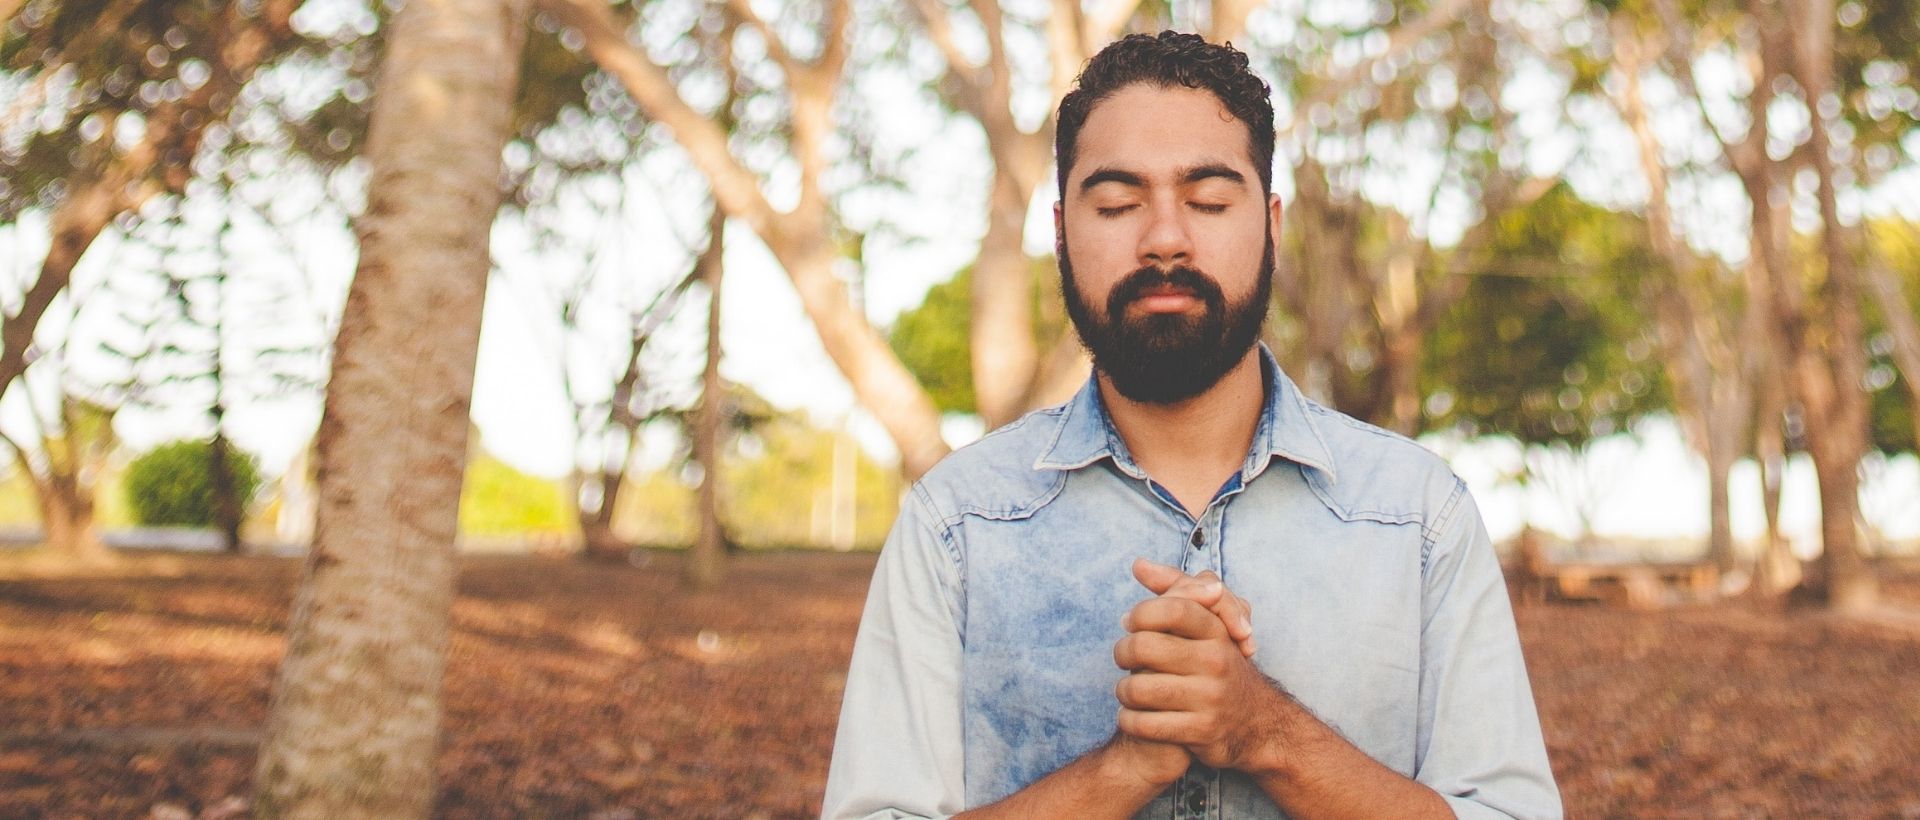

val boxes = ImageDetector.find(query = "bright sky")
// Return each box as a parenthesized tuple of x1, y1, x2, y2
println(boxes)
(4, 0, 1919, 550)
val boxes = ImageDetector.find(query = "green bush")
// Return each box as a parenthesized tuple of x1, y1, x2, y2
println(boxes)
(124, 439, 262, 528)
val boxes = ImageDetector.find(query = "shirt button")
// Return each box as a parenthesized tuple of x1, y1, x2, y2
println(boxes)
(1189, 530, 1204, 549)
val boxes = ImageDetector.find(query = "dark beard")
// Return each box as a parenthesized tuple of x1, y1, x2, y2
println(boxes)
(1059, 224, 1273, 405)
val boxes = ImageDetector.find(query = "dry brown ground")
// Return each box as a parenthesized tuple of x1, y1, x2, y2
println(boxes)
(0, 552, 1916, 818)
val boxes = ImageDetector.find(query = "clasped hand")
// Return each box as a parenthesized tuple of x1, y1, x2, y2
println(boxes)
(1108, 557, 1282, 784)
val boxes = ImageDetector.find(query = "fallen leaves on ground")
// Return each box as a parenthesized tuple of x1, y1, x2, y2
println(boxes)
(0, 552, 1916, 817)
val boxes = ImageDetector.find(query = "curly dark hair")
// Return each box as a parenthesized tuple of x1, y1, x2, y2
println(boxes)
(1055, 31, 1275, 197)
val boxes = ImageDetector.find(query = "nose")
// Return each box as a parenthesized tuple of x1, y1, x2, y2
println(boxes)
(1136, 198, 1193, 268)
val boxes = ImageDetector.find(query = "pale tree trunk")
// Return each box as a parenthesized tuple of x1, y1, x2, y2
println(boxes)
(1207, 0, 1261, 43)
(0, 387, 117, 564)
(1285, 158, 1360, 405)
(252, 0, 531, 816)
(1657, 0, 1807, 597)
(1611, 22, 1750, 574)
(29, 472, 108, 562)
(689, 207, 728, 590)
(571, 467, 626, 559)
(907, 0, 1144, 427)
(971, 172, 1041, 428)
(1782, 0, 1876, 610)
(543, 0, 951, 478)
(1372, 212, 1425, 435)
(571, 269, 700, 561)
(0, 2, 300, 408)
(1742, 163, 1804, 597)
(1751, 380, 1801, 595)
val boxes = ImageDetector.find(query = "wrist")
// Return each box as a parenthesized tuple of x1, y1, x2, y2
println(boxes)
(1239, 681, 1304, 780)
(1101, 732, 1187, 790)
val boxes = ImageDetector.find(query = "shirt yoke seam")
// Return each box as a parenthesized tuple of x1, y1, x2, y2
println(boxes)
(1420, 477, 1469, 575)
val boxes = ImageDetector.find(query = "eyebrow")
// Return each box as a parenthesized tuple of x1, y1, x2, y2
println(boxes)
(1077, 163, 1249, 194)
(1180, 164, 1247, 187)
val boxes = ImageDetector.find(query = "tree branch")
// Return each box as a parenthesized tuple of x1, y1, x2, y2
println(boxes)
(1286, 0, 1474, 139)
(538, 0, 781, 240)
(722, 0, 800, 79)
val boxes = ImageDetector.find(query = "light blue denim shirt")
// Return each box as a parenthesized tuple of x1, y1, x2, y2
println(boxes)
(823, 348, 1560, 819)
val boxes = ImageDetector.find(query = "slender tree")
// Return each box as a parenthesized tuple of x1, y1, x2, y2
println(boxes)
(252, 0, 533, 815)
(1605, 16, 1759, 575)
(689, 204, 727, 588)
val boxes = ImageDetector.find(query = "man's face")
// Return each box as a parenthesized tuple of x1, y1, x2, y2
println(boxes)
(1056, 83, 1279, 406)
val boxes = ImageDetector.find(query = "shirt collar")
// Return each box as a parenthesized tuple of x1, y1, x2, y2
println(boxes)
(1032, 344, 1339, 484)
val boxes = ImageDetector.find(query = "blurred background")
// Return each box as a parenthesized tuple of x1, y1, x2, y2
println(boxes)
(2, 0, 1918, 816)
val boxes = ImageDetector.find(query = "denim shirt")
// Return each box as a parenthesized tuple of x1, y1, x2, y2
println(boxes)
(822, 349, 1560, 819)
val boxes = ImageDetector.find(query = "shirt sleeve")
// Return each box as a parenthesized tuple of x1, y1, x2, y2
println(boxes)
(1414, 480, 1563, 819)
(820, 484, 968, 820)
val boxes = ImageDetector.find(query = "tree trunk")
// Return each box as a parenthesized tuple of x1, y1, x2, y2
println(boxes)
(32, 474, 109, 563)
(689, 208, 728, 590)
(253, 0, 531, 816)
(543, 0, 951, 479)
(209, 411, 245, 554)
(1611, 24, 1749, 574)
(571, 469, 626, 560)
(1750, 393, 1800, 596)
(1207, 0, 1261, 43)
(971, 172, 1040, 429)
(1784, 0, 1876, 610)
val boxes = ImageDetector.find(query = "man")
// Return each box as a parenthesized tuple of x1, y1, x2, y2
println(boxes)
(823, 31, 1559, 819)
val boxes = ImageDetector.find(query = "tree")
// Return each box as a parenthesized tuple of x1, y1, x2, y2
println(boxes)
(124, 438, 262, 529)
(252, 0, 533, 815)
(0, 1, 307, 409)
(1255, 0, 1553, 435)
(0, 378, 118, 561)
(540, 0, 952, 478)
(1423, 184, 1669, 543)
(689, 204, 727, 588)
(1601, 11, 1765, 575)
(81, 185, 324, 552)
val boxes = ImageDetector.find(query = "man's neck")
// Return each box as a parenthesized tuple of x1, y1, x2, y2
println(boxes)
(1098, 349, 1266, 516)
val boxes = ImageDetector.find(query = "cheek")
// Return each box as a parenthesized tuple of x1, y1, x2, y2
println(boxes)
(1062, 220, 1134, 290)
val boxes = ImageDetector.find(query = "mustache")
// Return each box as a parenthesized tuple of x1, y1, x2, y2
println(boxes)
(1105, 265, 1226, 318)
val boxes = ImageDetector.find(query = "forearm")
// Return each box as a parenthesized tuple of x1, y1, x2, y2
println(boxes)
(955, 736, 1173, 820)
(1245, 693, 1451, 820)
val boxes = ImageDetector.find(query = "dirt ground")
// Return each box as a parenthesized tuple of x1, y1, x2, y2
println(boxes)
(1, 551, 1916, 818)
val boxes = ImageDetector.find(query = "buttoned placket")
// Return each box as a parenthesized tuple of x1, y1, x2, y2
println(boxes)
(1137, 478, 1244, 820)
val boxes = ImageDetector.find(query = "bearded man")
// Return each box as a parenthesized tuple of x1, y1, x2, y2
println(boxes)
(822, 31, 1560, 819)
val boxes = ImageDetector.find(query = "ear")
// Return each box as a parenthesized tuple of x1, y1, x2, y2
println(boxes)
(1053, 201, 1065, 241)
(1267, 193, 1283, 243)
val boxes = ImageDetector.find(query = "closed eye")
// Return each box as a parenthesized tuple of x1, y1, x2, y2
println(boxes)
(1096, 204, 1138, 217)
(1190, 202, 1228, 214)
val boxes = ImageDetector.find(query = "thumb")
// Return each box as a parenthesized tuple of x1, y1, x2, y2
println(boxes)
(1131, 557, 1189, 595)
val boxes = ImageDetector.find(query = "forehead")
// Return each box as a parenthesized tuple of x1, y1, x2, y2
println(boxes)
(1071, 83, 1255, 186)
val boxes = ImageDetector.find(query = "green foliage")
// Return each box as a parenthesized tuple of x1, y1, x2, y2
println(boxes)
(890, 269, 978, 414)
(888, 260, 1067, 416)
(1866, 220, 1920, 456)
(458, 451, 574, 538)
(1423, 184, 1670, 446)
(123, 439, 261, 527)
